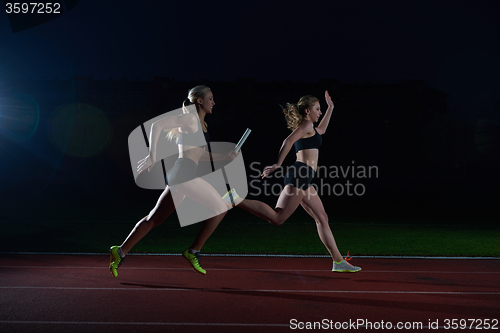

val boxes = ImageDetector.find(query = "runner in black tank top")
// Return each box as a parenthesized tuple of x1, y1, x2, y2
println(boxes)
(224, 91, 361, 273)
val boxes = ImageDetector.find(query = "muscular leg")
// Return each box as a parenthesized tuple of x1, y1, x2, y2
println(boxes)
(120, 186, 181, 255)
(235, 185, 305, 225)
(189, 212, 225, 251)
(300, 186, 343, 262)
(300, 200, 320, 222)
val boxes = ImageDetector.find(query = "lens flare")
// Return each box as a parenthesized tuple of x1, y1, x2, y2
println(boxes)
(48, 103, 112, 157)
(0, 94, 40, 142)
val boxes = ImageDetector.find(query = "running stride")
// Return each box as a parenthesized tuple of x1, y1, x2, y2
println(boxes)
(224, 91, 361, 273)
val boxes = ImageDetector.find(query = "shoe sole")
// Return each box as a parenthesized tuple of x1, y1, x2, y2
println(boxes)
(332, 269, 361, 273)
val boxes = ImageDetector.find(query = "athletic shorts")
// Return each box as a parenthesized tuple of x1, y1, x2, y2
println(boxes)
(283, 161, 315, 190)
(166, 158, 198, 186)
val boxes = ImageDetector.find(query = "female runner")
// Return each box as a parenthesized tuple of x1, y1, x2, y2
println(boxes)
(110, 85, 234, 276)
(225, 91, 360, 272)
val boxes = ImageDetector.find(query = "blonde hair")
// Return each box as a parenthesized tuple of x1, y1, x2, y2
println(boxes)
(166, 85, 211, 143)
(283, 95, 319, 131)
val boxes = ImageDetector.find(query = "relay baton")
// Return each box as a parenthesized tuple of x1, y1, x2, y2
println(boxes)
(235, 128, 251, 152)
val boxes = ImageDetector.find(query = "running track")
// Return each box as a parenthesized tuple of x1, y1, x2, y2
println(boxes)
(0, 254, 499, 332)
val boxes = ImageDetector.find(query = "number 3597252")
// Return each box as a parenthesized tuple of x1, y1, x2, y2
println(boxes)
(6, 3, 62, 14)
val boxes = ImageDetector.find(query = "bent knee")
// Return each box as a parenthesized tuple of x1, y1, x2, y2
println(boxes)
(213, 199, 228, 216)
(270, 216, 287, 226)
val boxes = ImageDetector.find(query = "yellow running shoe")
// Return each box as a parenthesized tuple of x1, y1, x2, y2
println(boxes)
(109, 246, 125, 278)
(222, 189, 239, 207)
(182, 248, 206, 275)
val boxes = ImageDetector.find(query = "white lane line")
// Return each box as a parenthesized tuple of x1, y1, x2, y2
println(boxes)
(1, 266, 499, 274)
(0, 286, 499, 294)
(0, 322, 486, 330)
(1, 252, 499, 259)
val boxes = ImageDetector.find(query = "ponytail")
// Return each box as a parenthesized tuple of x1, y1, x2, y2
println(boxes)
(166, 85, 211, 143)
(283, 103, 303, 131)
(282, 95, 319, 131)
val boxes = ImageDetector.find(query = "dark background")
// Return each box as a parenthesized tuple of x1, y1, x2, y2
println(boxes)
(1, 0, 498, 224)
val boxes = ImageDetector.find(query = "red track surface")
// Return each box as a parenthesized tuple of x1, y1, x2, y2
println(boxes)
(0, 254, 499, 332)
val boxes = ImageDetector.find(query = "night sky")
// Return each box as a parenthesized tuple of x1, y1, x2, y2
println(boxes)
(2, 0, 499, 113)
(1, 0, 499, 221)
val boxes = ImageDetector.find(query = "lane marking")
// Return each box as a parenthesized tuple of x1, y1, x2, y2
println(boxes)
(1, 286, 499, 294)
(1, 252, 499, 259)
(0, 321, 288, 327)
(1, 266, 499, 274)
(0, 321, 487, 330)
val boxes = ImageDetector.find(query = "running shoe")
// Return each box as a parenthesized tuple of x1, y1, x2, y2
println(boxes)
(182, 248, 207, 275)
(222, 189, 239, 207)
(109, 246, 125, 278)
(332, 252, 361, 273)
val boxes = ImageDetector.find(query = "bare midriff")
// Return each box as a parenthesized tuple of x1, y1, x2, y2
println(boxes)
(296, 149, 319, 171)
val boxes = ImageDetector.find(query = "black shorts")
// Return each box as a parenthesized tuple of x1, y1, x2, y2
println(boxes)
(166, 158, 198, 186)
(283, 161, 315, 190)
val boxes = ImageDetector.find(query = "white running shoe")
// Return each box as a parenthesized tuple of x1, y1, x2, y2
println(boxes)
(332, 260, 361, 272)
(332, 252, 361, 272)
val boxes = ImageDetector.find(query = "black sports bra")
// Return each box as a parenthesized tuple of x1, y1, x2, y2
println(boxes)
(178, 126, 210, 147)
(294, 129, 322, 152)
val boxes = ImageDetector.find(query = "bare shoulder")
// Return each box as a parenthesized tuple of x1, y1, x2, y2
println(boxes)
(299, 120, 315, 136)
(177, 113, 200, 132)
(287, 121, 314, 143)
(179, 113, 197, 123)
(299, 120, 313, 130)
